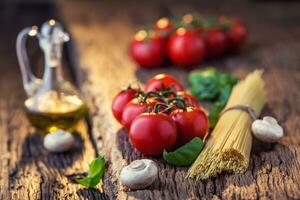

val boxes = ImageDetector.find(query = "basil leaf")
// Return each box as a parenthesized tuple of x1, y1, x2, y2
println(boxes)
(208, 101, 226, 128)
(163, 137, 204, 166)
(188, 67, 238, 128)
(88, 157, 105, 177)
(76, 156, 105, 188)
(188, 68, 221, 101)
(76, 177, 95, 188)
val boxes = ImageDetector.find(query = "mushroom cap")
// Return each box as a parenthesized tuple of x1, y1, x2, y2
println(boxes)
(120, 159, 158, 190)
(43, 129, 75, 153)
(251, 116, 283, 143)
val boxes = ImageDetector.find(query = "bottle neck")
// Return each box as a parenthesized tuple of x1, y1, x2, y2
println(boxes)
(42, 44, 64, 90)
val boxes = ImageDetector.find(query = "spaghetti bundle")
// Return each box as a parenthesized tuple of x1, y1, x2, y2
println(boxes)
(188, 70, 266, 179)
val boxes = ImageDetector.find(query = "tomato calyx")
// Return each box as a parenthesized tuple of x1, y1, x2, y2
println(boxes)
(218, 16, 233, 30)
(134, 29, 159, 42)
(152, 103, 171, 113)
(179, 14, 233, 32)
(140, 86, 200, 115)
(142, 86, 175, 101)
(141, 91, 158, 102)
(169, 97, 187, 110)
(181, 14, 205, 29)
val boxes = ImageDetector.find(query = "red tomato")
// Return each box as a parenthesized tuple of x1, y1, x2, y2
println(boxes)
(225, 20, 247, 51)
(144, 74, 184, 92)
(167, 28, 206, 67)
(176, 91, 200, 107)
(121, 98, 155, 131)
(129, 113, 177, 155)
(155, 17, 174, 36)
(129, 30, 167, 68)
(203, 28, 227, 58)
(171, 107, 209, 146)
(112, 88, 137, 123)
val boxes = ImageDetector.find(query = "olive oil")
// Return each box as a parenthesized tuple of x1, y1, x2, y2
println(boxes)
(17, 20, 87, 133)
(24, 91, 86, 133)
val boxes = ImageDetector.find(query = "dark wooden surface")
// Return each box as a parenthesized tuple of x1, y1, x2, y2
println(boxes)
(0, 3, 106, 200)
(1, 0, 300, 199)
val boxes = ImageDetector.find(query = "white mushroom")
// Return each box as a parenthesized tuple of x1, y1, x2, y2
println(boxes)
(43, 129, 75, 153)
(251, 116, 284, 143)
(120, 159, 158, 190)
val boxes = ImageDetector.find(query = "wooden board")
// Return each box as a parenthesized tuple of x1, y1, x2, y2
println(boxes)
(58, 0, 300, 199)
(0, 3, 106, 199)
(0, 0, 300, 199)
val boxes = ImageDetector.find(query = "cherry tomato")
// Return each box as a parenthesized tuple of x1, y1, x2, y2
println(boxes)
(176, 91, 200, 107)
(203, 28, 227, 58)
(129, 30, 167, 68)
(225, 20, 247, 51)
(121, 98, 155, 131)
(167, 28, 206, 67)
(155, 17, 174, 36)
(171, 107, 209, 146)
(144, 74, 184, 92)
(112, 88, 137, 123)
(129, 113, 177, 155)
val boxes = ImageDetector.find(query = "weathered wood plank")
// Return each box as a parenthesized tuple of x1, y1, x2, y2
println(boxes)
(59, 0, 300, 199)
(0, 4, 105, 200)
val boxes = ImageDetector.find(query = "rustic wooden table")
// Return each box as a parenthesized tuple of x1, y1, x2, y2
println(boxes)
(0, 0, 300, 199)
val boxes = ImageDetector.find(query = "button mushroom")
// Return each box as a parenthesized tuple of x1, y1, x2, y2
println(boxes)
(43, 129, 75, 153)
(120, 159, 158, 190)
(251, 116, 284, 143)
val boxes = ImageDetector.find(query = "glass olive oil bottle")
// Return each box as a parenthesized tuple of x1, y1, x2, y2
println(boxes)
(24, 91, 86, 132)
(17, 20, 86, 133)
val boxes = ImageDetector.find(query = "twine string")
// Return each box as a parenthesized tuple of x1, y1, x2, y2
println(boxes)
(220, 104, 257, 121)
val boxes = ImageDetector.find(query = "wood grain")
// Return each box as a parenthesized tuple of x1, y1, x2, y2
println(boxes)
(0, 0, 299, 199)
(0, 3, 106, 199)
(59, 0, 300, 199)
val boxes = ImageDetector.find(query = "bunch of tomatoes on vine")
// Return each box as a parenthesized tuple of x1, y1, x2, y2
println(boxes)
(112, 74, 209, 155)
(129, 14, 247, 68)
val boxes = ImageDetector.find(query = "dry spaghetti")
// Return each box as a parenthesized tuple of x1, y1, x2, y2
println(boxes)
(188, 70, 266, 179)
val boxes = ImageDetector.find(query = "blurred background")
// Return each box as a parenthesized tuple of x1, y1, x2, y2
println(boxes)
(0, 0, 299, 92)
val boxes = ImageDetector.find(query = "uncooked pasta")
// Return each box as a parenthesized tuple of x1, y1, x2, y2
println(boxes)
(188, 70, 266, 179)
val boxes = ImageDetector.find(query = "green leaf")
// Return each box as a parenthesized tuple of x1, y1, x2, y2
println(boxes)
(88, 157, 105, 177)
(76, 156, 105, 188)
(188, 67, 238, 128)
(208, 101, 226, 128)
(188, 67, 221, 101)
(163, 137, 204, 166)
(76, 177, 95, 188)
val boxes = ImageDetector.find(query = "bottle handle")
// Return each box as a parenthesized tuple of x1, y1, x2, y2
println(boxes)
(16, 26, 42, 96)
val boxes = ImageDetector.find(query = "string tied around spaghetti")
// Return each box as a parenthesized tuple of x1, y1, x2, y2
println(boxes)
(221, 104, 257, 121)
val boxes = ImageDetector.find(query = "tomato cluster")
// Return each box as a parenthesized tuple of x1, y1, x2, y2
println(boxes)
(129, 14, 247, 68)
(112, 74, 209, 155)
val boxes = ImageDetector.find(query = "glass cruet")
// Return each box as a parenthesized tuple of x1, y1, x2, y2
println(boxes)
(16, 19, 86, 133)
